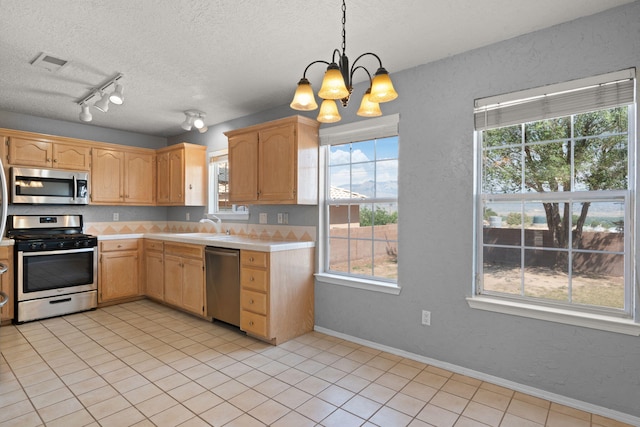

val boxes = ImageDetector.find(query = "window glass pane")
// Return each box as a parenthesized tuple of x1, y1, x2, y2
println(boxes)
(350, 238, 373, 277)
(329, 144, 351, 166)
(328, 165, 351, 199)
(574, 136, 628, 191)
(482, 147, 522, 194)
(329, 237, 349, 274)
(482, 247, 521, 295)
(572, 201, 624, 251)
(351, 140, 375, 163)
(572, 253, 624, 309)
(373, 240, 397, 280)
(376, 160, 398, 198)
(352, 162, 375, 198)
(329, 204, 359, 230)
(483, 125, 522, 148)
(574, 106, 628, 137)
(524, 202, 569, 249)
(524, 249, 568, 302)
(523, 141, 571, 192)
(376, 136, 399, 160)
(483, 201, 521, 246)
(524, 117, 571, 142)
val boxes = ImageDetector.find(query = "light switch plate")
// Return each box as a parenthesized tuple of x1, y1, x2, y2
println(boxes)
(259, 213, 268, 224)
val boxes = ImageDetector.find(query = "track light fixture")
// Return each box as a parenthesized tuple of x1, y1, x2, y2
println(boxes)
(181, 110, 207, 133)
(290, 0, 398, 123)
(75, 73, 124, 123)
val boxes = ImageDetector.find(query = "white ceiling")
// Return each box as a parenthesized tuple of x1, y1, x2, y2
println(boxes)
(0, 0, 633, 137)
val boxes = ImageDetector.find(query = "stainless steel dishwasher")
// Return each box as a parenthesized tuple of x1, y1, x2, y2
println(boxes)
(205, 247, 240, 327)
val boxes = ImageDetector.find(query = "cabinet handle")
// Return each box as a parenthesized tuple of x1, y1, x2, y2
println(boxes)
(249, 256, 254, 262)
(117, 245, 122, 248)
(250, 276, 255, 281)
(189, 184, 193, 189)
(249, 320, 254, 326)
(47, 158, 51, 162)
(53, 159, 58, 163)
(249, 299, 254, 304)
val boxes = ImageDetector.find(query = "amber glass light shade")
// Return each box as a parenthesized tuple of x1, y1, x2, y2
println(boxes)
(369, 68, 398, 103)
(356, 89, 382, 117)
(318, 63, 350, 100)
(317, 99, 341, 123)
(290, 78, 318, 111)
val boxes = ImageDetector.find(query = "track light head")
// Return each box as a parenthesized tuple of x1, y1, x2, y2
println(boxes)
(94, 92, 110, 112)
(193, 114, 205, 129)
(182, 110, 207, 133)
(79, 104, 92, 122)
(181, 112, 195, 131)
(109, 83, 124, 105)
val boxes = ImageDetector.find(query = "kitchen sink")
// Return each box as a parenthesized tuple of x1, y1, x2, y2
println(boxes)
(170, 232, 235, 239)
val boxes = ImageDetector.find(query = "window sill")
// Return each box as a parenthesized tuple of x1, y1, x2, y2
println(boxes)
(315, 273, 401, 295)
(207, 212, 249, 221)
(467, 296, 640, 336)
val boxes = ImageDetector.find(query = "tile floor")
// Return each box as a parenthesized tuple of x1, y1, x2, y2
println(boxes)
(0, 300, 633, 427)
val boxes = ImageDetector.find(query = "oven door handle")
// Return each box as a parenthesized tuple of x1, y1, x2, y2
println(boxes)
(20, 247, 96, 257)
(72, 176, 77, 201)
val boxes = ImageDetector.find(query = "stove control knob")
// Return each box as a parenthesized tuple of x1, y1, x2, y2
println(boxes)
(29, 243, 38, 250)
(83, 240, 90, 247)
(74, 241, 81, 248)
(40, 243, 47, 250)
(58, 242, 65, 249)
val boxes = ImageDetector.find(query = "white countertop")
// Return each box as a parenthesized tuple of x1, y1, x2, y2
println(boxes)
(98, 232, 315, 252)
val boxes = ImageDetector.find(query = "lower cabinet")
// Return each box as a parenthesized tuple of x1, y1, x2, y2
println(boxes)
(144, 239, 164, 301)
(0, 246, 14, 324)
(240, 248, 314, 345)
(164, 243, 205, 316)
(99, 239, 141, 304)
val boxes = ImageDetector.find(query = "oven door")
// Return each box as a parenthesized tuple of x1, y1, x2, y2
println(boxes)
(17, 247, 98, 301)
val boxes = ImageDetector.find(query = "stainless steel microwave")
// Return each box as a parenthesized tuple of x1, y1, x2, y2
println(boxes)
(11, 167, 89, 205)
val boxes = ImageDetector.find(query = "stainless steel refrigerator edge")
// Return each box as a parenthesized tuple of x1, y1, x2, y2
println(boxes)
(205, 246, 240, 327)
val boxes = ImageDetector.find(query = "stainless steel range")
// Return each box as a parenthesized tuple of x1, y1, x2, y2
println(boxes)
(7, 214, 98, 323)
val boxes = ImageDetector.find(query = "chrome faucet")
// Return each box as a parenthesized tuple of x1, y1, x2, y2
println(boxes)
(199, 215, 222, 233)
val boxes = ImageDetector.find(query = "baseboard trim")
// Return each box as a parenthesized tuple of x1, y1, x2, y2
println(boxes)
(314, 326, 640, 426)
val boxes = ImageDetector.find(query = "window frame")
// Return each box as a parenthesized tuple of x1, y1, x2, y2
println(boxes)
(316, 114, 401, 295)
(207, 150, 249, 220)
(469, 70, 640, 335)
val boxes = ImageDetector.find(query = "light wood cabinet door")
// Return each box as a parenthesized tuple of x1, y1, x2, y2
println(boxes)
(100, 250, 139, 302)
(181, 257, 204, 315)
(91, 148, 124, 203)
(258, 124, 296, 202)
(124, 151, 155, 205)
(8, 136, 52, 167)
(168, 149, 185, 204)
(156, 152, 170, 204)
(228, 132, 258, 202)
(52, 142, 91, 170)
(163, 254, 183, 307)
(0, 248, 14, 324)
(145, 250, 164, 301)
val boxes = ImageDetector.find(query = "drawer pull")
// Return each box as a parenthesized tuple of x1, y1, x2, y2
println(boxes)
(250, 276, 255, 281)
(249, 299, 254, 304)
(249, 256, 254, 262)
(249, 320, 254, 326)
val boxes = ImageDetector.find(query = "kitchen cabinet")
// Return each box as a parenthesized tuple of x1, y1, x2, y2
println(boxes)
(6, 135, 91, 170)
(99, 239, 141, 304)
(0, 247, 14, 325)
(163, 242, 205, 316)
(144, 239, 164, 301)
(156, 143, 206, 206)
(224, 115, 319, 205)
(91, 147, 155, 205)
(240, 248, 314, 344)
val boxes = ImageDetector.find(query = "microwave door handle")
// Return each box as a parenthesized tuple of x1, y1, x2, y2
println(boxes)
(72, 176, 77, 200)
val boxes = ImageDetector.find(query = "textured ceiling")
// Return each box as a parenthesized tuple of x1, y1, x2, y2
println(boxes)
(0, 0, 633, 137)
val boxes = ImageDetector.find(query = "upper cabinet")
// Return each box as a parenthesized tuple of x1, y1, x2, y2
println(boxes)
(6, 135, 90, 170)
(156, 143, 206, 206)
(91, 147, 155, 205)
(224, 116, 319, 205)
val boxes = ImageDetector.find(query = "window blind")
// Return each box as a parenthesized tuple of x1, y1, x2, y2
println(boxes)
(474, 68, 635, 131)
(319, 113, 399, 146)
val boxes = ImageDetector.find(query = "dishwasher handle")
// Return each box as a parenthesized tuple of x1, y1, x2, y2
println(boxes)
(205, 248, 239, 257)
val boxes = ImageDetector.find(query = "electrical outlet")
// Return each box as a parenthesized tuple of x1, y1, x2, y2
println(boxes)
(113, 212, 119, 221)
(259, 213, 268, 224)
(186, 212, 190, 220)
(284, 213, 289, 224)
(421, 310, 431, 326)
(277, 213, 283, 224)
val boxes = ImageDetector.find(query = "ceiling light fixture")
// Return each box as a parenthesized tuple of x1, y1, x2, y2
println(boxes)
(75, 73, 124, 122)
(290, 0, 398, 123)
(181, 110, 207, 133)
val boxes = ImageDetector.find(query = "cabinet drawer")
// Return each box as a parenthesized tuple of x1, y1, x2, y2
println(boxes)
(241, 290, 267, 315)
(100, 240, 138, 252)
(164, 243, 203, 258)
(144, 239, 164, 252)
(241, 267, 268, 292)
(241, 310, 267, 337)
(241, 250, 268, 268)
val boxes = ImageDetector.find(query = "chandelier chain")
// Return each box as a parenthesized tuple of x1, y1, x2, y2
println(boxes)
(341, 0, 346, 54)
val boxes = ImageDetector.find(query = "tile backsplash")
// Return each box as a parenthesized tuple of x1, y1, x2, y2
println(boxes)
(84, 221, 316, 242)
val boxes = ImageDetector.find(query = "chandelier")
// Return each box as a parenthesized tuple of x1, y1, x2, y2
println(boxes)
(290, 0, 398, 123)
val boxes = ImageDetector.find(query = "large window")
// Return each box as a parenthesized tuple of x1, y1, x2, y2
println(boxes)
(472, 70, 637, 330)
(319, 115, 399, 290)
(207, 151, 247, 217)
